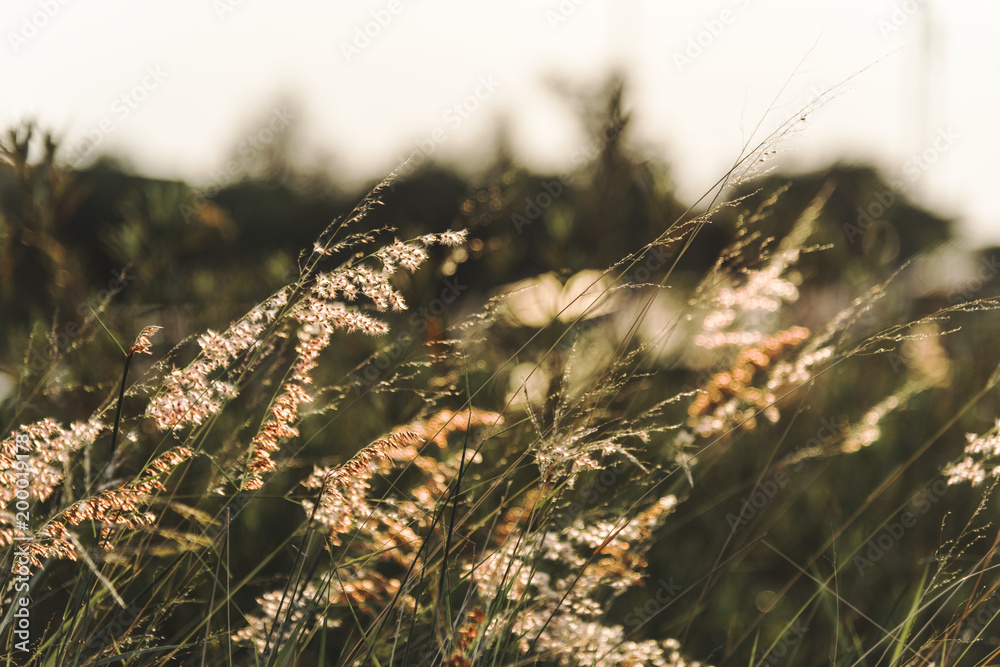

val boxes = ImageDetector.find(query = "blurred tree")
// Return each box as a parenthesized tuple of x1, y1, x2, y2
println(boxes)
(0, 123, 87, 324)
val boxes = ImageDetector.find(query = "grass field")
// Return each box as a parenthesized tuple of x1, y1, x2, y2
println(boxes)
(2, 85, 1000, 666)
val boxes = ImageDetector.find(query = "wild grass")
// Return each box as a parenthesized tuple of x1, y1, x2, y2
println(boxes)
(2, 85, 1000, 667)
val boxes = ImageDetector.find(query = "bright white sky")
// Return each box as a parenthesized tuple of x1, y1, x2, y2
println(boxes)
(2, 0, 997, 245)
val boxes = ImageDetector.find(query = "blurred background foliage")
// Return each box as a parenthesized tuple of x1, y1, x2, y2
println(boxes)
(2, 76, 1000, 663)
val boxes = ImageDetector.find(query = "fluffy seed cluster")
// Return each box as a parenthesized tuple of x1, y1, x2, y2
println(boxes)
(687, 326, 810, 437)
(301, 407, 504, 546)
(0, 417, 105, 547)
(477, 495, 695, 665)
(301, 430, 422, 544)
(128, 325, 162, 356)
(945, 419, 1000, 486)
(230, 581, 344, 652)
(146, 290, 289, 431)
(403, 408, 504, 507)
(240, 232, 467, 491)
(242, 383, 313, 491)
(22, 446, 194, 567)
(407, 407, 505, 448)
(236, 408, 505, 647)
(694, 261, 801, 351)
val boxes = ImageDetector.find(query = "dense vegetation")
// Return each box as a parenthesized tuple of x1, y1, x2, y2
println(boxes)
(2, 80, 999, 666)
